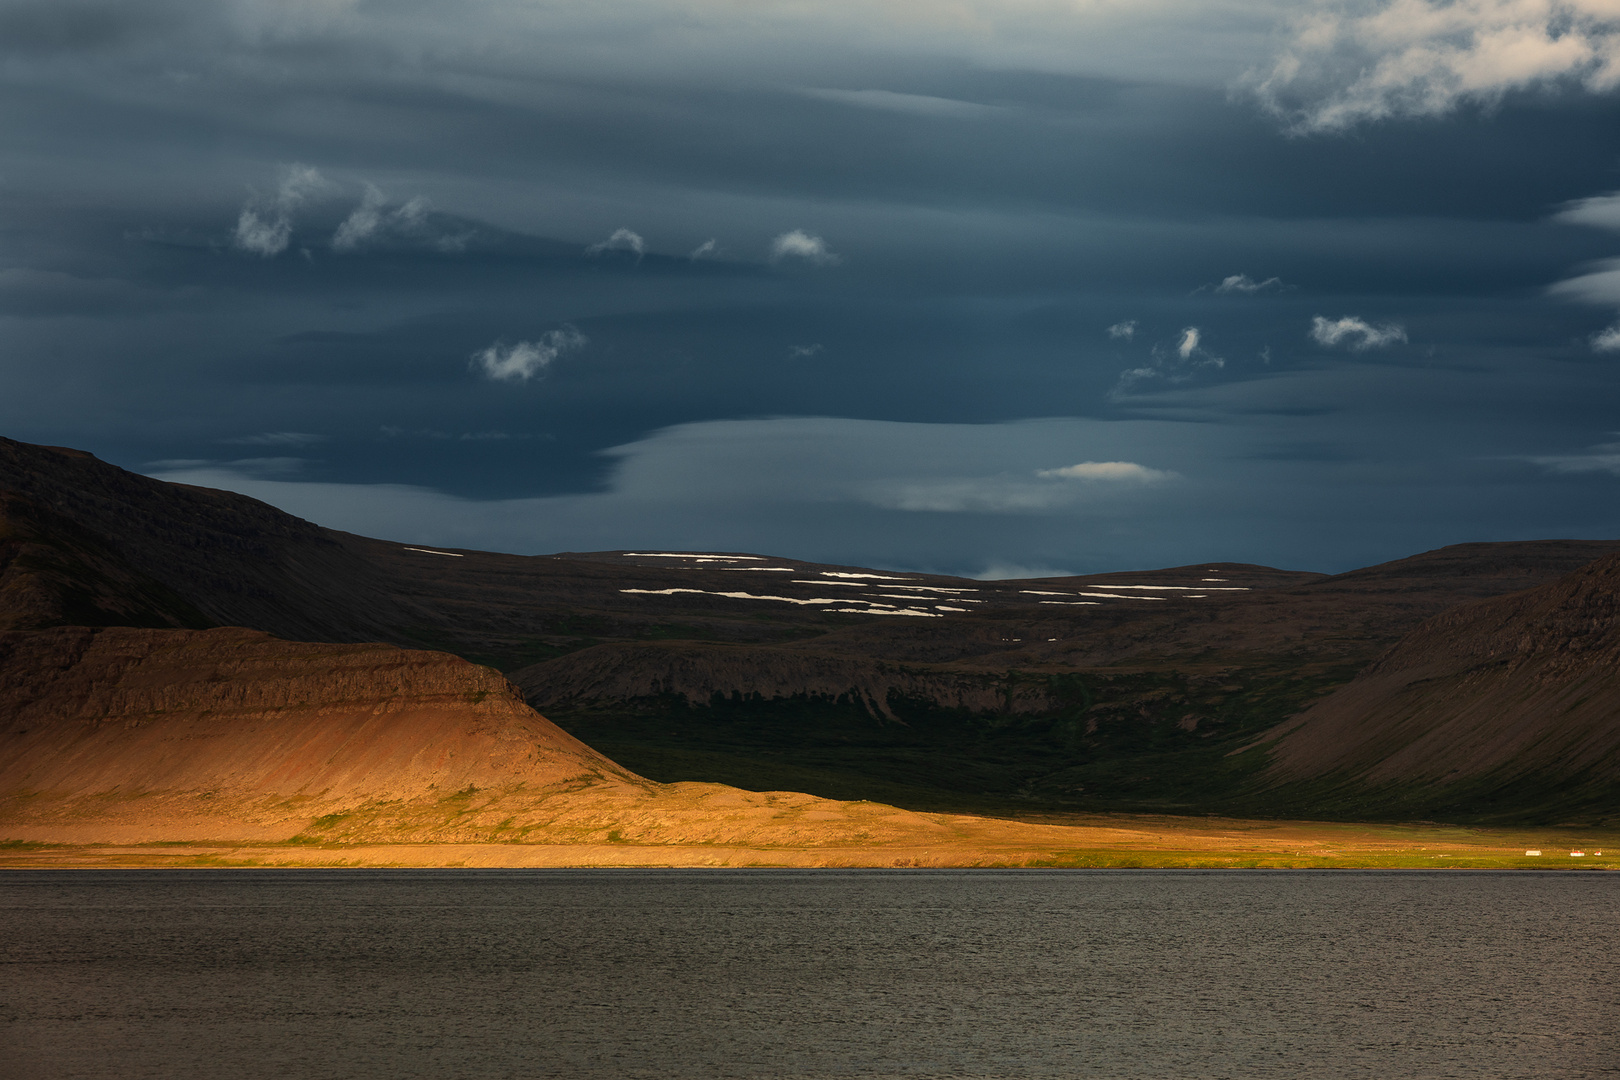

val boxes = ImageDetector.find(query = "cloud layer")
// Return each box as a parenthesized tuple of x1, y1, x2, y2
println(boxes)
(1253, 0, 1620, 132)
(148, 416, 1219, 566)
(9, 0, 1620, 580)
(143, 391, 1620, 577)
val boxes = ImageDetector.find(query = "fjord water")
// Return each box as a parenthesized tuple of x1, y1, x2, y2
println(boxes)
(2, 870, 1615, 1079)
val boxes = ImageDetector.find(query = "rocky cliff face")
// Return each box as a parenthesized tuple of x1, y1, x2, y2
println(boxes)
(1261, 553, 1620, 803)
(512, 641, 1061, 718)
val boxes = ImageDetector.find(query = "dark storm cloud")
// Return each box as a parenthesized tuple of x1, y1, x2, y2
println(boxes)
(6, 0, 1620, 572)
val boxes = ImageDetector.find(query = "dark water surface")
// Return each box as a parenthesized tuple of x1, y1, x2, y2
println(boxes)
(1, 870, 1616, 1079)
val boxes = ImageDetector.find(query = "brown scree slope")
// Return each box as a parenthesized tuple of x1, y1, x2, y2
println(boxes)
(1264, 552, 1620, 794)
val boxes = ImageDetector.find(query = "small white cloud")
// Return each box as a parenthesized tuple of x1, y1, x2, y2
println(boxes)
(1310, 315, 1408, 351)
(770, 229, 840, 265)
(1213, 273, 1284, 294)
(276, 165, 331, 206)
(689, 238, 719, 260)
(471, 326, 587, 382)
(395, 196, 429, 228)
(330, 186, 433, 252)
(587, 228, 645, 258)
(1113, 327, 1224, 395)
(1034, 461, 1174, 483)
(1593, 324, 1620, 351)
(789, 343, 824, 358)
(234, 209, 292, 257)
(1176, 327, 1200, 359)
(332, 184, 387, 251)
(232, 164, 334, 258)
(1107, 320, 1137, 340)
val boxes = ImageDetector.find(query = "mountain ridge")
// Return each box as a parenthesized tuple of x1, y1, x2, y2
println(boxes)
(4, 433, 1619, 823)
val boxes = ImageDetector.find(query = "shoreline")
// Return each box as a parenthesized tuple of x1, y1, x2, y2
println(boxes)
(6, 815, 1619, 871)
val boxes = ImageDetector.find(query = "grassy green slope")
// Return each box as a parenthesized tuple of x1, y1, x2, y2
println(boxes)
(546, 659, 1361, 818)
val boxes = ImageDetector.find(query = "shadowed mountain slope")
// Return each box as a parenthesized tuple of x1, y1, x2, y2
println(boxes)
(0, 438, 418, 642)
(1259, 553, 1620, 822)
(0, 489, 212, 632)
(501, 541, 1620, 708)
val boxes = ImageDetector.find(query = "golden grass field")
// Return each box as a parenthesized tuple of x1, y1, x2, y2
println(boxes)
(5, 809, 1617, 870)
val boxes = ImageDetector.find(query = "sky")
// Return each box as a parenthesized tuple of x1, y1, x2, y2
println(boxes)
(8, 0, 1620, 576)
